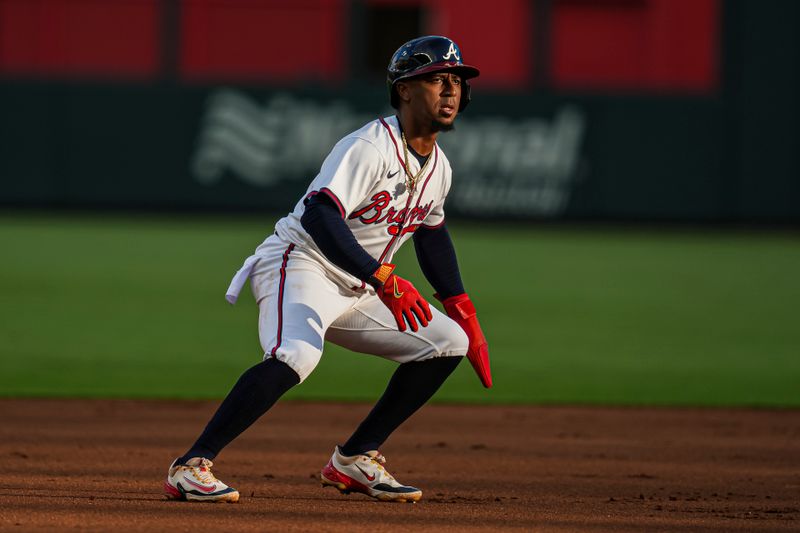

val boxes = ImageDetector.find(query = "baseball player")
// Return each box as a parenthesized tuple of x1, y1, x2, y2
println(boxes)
(164, 35, 491, 504)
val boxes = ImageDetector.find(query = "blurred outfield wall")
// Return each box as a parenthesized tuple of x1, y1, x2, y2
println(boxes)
(0, 0, 797, 222)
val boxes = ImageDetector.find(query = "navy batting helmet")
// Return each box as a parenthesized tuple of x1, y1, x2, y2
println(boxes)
(387, 35, 480, 112)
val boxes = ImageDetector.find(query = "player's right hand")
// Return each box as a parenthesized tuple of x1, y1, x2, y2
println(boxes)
(373, 265, 433, 332)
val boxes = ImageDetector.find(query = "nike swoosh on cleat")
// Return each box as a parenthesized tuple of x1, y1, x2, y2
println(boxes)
(184, 477, 218, 493)
(355, 465, 376, 482)
(387, 170, 399, 178)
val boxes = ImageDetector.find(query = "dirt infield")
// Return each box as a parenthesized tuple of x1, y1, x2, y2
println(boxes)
(0, 399, 797, 532)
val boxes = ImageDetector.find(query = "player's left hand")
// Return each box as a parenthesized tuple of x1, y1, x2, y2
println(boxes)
(373, 265, 433, 332)
(438, 293, 492, 388)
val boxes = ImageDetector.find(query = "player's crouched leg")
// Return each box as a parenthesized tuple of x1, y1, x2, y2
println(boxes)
(252, 257, 359, 383)
(426, 311, 470, 361)
(320, 307, 467, 503)
(327, 302, 468, 364)
(399, 305, 469, 364)
(256, 294, 329, 383)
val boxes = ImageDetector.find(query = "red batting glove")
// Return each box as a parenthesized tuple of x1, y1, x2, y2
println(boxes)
(372, 264, 433, 332)
(438, 293, 492, 388)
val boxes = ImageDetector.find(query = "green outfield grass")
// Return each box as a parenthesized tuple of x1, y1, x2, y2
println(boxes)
(1, 212, 798, 406)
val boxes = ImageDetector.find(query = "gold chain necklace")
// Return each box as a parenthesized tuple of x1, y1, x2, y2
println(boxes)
(401, 131, 432, 193)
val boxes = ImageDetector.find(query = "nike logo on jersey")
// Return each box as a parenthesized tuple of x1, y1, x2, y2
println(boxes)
(356, 465, 376, 481)
(392, 278, 404, 299)
(387, 170, 399, 178)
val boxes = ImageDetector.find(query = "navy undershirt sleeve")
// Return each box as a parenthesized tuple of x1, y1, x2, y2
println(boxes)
(413, 224, 465, 300)
(301, 193, 381, 282)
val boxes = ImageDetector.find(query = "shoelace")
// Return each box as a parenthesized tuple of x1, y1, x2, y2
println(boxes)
(366, 452, 396, 481)
(189, 458, 219, 485)
(372, 452, 387, 465)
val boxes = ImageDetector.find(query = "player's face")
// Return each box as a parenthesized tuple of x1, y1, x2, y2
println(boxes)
(404, 72, 462, 132)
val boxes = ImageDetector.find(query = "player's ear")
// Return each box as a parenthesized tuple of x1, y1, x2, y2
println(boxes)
(395, 81, 412, 105)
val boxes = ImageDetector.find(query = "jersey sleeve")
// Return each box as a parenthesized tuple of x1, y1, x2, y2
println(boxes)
(309, 137, 385, 218)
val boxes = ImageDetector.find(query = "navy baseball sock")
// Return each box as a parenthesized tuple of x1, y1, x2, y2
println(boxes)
(178, 358, 300, 463)
(340, 356, 462, 456)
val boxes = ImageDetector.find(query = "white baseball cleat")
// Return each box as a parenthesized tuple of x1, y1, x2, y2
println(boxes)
(164, 457, 240, 503)
(320, 446, 422, 502)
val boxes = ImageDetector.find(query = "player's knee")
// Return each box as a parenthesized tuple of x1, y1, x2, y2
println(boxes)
(265, 341, 322, 383)
(439, 317, 469, 356)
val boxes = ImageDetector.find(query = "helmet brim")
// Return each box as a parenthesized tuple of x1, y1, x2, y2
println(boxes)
(393, 62, 480, 83)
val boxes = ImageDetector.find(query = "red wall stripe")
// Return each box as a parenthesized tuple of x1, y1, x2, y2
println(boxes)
(0, 0, 718, 92)
(551, 0, 718, 92)
(180, 0, 346, 83)
(0, 0, 160, 79)
(429, 0, 533, 89)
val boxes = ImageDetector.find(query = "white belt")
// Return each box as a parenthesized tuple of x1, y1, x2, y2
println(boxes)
(225, 255, 259, 304)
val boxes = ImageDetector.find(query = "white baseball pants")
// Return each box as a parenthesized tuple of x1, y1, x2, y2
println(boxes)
(246, 238, 468, 382)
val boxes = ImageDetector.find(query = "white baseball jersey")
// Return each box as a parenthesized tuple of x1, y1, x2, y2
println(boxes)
(274, 115, 452, 287)
(224, 115, 466, 382)
(227, 115, 453, 299)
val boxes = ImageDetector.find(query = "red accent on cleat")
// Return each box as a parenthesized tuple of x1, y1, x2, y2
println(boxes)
(321, 461, 371, 494)
(164, 481, 182, 499)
